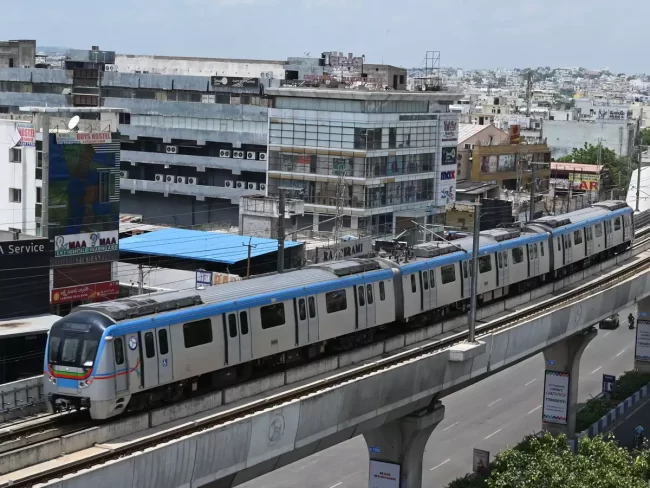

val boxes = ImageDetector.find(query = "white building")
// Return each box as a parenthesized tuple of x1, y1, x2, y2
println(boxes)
(0, 117, 39, 235)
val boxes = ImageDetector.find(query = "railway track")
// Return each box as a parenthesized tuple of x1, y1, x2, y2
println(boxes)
(7, 235, 650, 486)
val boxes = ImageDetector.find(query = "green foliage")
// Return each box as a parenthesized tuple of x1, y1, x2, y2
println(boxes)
(576, 397, 613, 432)
(613, 371, 650, 401)
(446, 473, 487, 488)
(639, 127, 650, 147)
(556, 142, 632, 190)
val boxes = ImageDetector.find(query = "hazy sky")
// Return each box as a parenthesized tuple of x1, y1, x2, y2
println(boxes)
(4, 0, 649, 73)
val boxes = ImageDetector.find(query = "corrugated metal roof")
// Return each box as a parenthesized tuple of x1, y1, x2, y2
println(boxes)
(119, 228, 302, 265)
(550, 162, 601, 173)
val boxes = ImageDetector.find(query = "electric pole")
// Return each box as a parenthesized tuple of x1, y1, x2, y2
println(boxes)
(138, 264, 144, 295)
(637, 146, 642, 211)
(243, 237, 257, 278)
(529, 162, 536, 221)
(277, 188, 286, 273)
(468, 199, 481, 344)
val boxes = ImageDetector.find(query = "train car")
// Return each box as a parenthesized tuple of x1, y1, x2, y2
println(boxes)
(44, 260, 396, 419)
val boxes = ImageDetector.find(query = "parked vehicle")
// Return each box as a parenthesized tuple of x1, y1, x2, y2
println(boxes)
(599, 314, 620, 330)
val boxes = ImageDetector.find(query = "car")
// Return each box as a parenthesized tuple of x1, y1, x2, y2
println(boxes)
(599, 313, 620, 329)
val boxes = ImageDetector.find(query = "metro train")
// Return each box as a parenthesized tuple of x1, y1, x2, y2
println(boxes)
(45, 201, 634, 419)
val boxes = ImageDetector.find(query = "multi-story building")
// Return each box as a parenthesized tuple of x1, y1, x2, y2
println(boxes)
(0, 40, 36, 69)
(265, 86, 460, 240)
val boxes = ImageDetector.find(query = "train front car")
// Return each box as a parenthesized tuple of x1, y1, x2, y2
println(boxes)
(45, 310, 117, 419)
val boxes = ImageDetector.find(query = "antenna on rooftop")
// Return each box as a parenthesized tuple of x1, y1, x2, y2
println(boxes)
(413, 51, 441, 92)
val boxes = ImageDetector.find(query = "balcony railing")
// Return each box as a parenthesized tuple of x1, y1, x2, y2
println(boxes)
(120, 178, 265, 201)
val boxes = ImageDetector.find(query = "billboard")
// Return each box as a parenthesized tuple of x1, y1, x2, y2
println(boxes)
(498, 154, 515, 172)
(47, 133, 120, 238)
(568, 173, 599, 191)
(369, 460, 400, 488)
(442, 120, 458, 142)
(55, 132, 112, 145)
(441, 146, 457, 166)
(17, 123, 35, 147)
(210, 76, 259, 88)
(509, 124, 521, 145)
(54, 231, 118, 257)
(480, 155, 498, 173)
(51, 280, 119, 304)
(542, 371, 569, 425)
(635, 319, 650, 362)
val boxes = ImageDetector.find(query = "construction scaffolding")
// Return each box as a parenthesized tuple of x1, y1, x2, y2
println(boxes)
(413, 51, 442, 92)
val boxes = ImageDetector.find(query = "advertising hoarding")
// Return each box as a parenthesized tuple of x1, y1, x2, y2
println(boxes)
(369, 460, 400, 488)
(55, 132, 112, 145)
(442, 120, 458, 142)
(54, 231, 119, 257)
(210, 76, 259, 88)
(480, 155, 498, 173)
(542, 371, 569, 424)
(568, 173, 600, 191)
(635, 319, 650, 362)
(441, 146, 457, 166)
(497, 154, 515, 172)
(17, 123, 35, 146)
(51, 281, 119, 304)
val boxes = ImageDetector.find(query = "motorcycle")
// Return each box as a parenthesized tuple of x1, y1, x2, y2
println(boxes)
(634, 433, 644, 449)
(629, 315, 635, 330)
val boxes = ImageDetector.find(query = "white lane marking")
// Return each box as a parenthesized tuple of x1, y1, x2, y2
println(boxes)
(488, 398, 502, 407)
(442, 421, 459, 432)
(591, 366, 602, 375)
(603, 331, 611, 337)
(525, 379, 537, 386)
(616, 348, 628, 357)
(528, 405, 542, 415)
(430, 459, 451, 471)
(329, 483, 343, 488)
(484, 428, 502, 440)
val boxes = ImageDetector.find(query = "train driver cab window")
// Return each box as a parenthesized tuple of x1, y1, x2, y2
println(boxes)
(513, 247, 524, 264)
(441, 264, 456, 284)
(183, 319, 213, 348)
(114, 337, 124, 365)
(595, 223, 603, 238)
(379, 281, 386, 301)
(574, 230, 583, 245)
(308, 297, 316, 318)
(410, 274, 417, 293)
(326, 290, 347, 313)
(479, 255, 492, 273)
(615, 217, 621, 231)
(144, 332, 155, 358)
(260, 303, 286, 329)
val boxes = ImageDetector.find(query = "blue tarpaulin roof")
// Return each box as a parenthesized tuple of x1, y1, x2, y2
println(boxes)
(120, 228, 302, 265)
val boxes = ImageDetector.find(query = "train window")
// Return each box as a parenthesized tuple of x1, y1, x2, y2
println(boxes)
(615, 217, 621, 231)
(497, 252, 503, 269)
(540, 242, 544, 256)
(574, 230, 583, 245)
(183, 319, 213, 348)
(513, 247, 524, 264)
(114, 337, 124, 365)
(158, 330, 169, 355)
(429, 270, 435, 288)
(557, 237, 561, 251)
(503, 251, 508, 267)
(144, 332, 155, 359)
(240, 312, 249, 335)
(228, 314, 237, 338)
(379, 281, 386, 301)
(410, 275, 417, 293)
(532, 244, 537, 258)
(441, 264, 456, 284)
(49, 336, 61, 363)
(423, 274, 429, 290)
(367, 284, 374, 304)
(308, 296, 316, 317)
(261, 303, 286, 329)
(479, 256, 492, 274)
(298, 299, 307, 321)
(326, 290, 347, 313)
(358, 286, 366, 306)
(595, 223, 603, 237)
(61, 338, 79, 363)
(463, 260, 468, 278)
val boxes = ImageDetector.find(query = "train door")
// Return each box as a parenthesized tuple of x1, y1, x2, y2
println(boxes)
(500, 251, 509, 285)
(605, 220, 613, 248)
(562, 235, 572, 265)
(428, 270, 438, 310)
(155, 327, 172, 385)
(366, 283, 376, 326)
(113, 337, 128, 393)
(585, 227, 594, 256)
(420, 271, 431, 311)
(238, 310, 252, 362)
(124, 333, 141, 393)
(462, 260, 471, 298)
(224, 313, 240, 365)
(307, 296, 319, 342)
(356, 285, 367, 329)
(529, 243, 539, 276)
(295, 298, 309, 346)
(141, 331, 159, 389)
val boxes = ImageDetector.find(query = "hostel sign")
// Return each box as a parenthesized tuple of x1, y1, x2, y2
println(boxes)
(54, 231, 119, 257)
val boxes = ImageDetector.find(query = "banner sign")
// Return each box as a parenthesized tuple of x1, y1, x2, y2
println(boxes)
(473, 448, 490, 475)
(195, 269, 242, 288)
(55, 132, 112, 145)
(369, 460, 400, 488)
(54, 231, 119, 257)
(51, 281, 119, 304)
(442, 120, 458, 142)
(542, 371, 569, 424)
(441, 146, 457, 166)
(17, 123, 35, 146)
(635, 319, 650, 362)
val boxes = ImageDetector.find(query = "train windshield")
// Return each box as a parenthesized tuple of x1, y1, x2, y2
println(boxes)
(48, 322, 100, 368)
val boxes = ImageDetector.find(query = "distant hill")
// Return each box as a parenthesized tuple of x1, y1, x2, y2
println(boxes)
(37, 46, 69, 54)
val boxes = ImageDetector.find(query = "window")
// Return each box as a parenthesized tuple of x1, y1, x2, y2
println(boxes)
(614, 217, 621, 231)
(533, 244, 538, 258)
(410, 274, 417, 293)
(595, 223, 603, 237)
(441, 264, 456, 284)
(183, 319, 213, 348)
(228, 314, 237, 337)
(503, 251, 508, 267)
(429, 269, 435, 288)
(379, 281, 386, 301)
(513, 247, 524, 264)
(358, 286, 365, 306)
(8, 148, 21, 163)
(540, 242, 544, 256)
(119, 112, 131, 125)
(557, 237, 561, 251)
(574, 230, 583, 245)
(298, 298, 307, 321)
(261, 303, 286, 329)
(99, 171, 111, 203)
(479, 255, 492, 274)
(158, 330, 169, 355)
(114, 337, 124, 365)
(498, 252, 503, 269)
(463, 260, 469, 279)
(326, 290, 347, 313)
(36, 186, 42, 203)
(8, 188, 21, 203)
(308, 296, 316, 318)
(367, 284, 374, 304)
(423, 274, 429, 290)
(144, 332, 155, 358)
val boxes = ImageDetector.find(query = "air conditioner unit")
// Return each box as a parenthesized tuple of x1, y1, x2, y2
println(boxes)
(155, 174, 164, 182)
(105, 64, 116, 72)
(233, 150, 245, 159)
(219, 149, 231, 158)
(119, 170, 129, 178)
(236, 181, 245, 189)
(259, 183, 267, 192)
(246, 151, 257, 160)
(165, 175, 174, 183)
(247, 182, 257, 190)
(176, 176, 186, 184)
(187, 177, 197, 185)
(258, 152, 268, 161)
(166, 145, 178, 154)
(224, 180, 234, 188)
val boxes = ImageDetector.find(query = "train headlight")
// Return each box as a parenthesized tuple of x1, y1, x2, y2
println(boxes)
(48, 375, 56, 385)
(78, 378, 93, 389)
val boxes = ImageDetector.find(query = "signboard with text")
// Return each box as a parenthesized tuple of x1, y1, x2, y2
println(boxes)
(441, 146, 457, 166)
(195, 269, 242, 288)
(473, 448, 490, 475)
(568, 173, 600, 191)
(542, 371, 569, 424)
(17, 123, 35, 146)
(442, 120, 458, 142)
(54, 231, 119, 257)
(369, 460, 400, 488)
(55, 132, 112, 145)
(51, 281, 119, 304)
(635, 319, 650, 362)
(210, 76, 259, 88)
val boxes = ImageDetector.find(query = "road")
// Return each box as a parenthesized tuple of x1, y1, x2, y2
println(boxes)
(239, 307, 637, 488)
(611, 390, 650, 449)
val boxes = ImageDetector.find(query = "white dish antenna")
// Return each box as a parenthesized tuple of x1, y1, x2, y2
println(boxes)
(68, 115, 80, 131)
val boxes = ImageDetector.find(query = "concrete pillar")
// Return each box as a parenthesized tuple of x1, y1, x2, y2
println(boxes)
(635, 297, 650, 373)
(351, 216, 359, 230)
(363, 400, 445, 488)
(542, 329, 597, 437)
(312, 213, 319, 233)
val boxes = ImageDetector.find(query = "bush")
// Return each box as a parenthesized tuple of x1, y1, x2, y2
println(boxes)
(612, 371, 650, 401)
(445, 473, 487, 488)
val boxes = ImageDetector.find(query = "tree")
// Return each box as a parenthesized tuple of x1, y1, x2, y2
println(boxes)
(639, 127, 650, 147)
(556, 143, 632, 191)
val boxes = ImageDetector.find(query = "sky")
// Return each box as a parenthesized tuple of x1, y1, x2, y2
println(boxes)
(3, 0, 650, 73)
